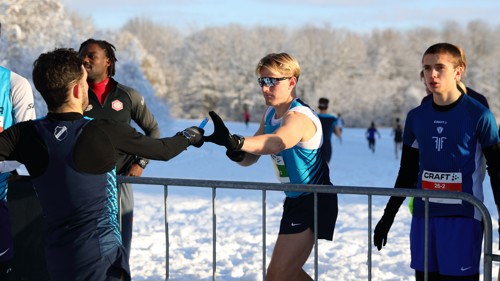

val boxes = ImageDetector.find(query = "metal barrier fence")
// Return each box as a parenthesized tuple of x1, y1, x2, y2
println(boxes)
(119, 176, 500, 281)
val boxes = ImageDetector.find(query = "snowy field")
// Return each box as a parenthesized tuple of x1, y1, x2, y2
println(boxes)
(129, 118, 500, 281)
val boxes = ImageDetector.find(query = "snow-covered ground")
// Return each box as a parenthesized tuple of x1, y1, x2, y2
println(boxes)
(129, 119, 499, 280)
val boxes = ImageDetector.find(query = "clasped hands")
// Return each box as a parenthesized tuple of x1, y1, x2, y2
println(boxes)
(204, 111, 246, 162)
(177, 111, 245, 162)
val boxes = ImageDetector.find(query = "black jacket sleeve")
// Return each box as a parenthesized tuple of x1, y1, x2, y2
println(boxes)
(483, 142, 500, 215)
(73, 119, 189, 174)
(384, 144, 420, 217)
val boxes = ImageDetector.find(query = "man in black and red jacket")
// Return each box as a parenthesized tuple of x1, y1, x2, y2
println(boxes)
(79, 39, 160, 261)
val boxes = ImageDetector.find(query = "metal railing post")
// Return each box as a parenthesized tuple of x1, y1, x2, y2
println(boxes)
(368, 195, 372, 281)
(480, 204, 493, 280)
(314, 192, 318, 281)
(424, 197, 429, 281)
(262, 189, 267, 281)
(164, 184, 169, 281)
(212, 187, 217, 281)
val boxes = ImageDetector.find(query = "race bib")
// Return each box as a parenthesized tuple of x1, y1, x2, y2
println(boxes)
(421, 170, 462, 204)
(271, 154, 290, 183)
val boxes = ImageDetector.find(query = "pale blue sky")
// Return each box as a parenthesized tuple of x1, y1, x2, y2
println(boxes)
(64, 0, 499, 32)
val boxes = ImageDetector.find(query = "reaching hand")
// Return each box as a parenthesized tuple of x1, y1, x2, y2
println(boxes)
(373, 214, 395, 251)
(178, 126, 204, 148)
(204, 111, 244, 151)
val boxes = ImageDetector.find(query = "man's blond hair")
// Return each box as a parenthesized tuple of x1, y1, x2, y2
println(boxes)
(255, 53, 301, 81)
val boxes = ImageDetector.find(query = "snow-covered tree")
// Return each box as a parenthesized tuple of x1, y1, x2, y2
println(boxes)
(4, 0, 500, 127)
(1, 0, 79, 116)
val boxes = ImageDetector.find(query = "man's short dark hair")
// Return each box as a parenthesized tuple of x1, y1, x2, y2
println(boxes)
(32, 48, 84, 111)
(318, 97, 329, 110)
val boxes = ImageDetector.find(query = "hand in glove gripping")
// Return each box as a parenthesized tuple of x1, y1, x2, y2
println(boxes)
(373, 213, 395, 251)
(177, 126, 204, 148)
(204, 111, 244, 151)
(226, 150, 246, 162)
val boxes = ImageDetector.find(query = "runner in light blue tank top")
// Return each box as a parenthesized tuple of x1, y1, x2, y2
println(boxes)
(263, 98, 331, 198)
(205, 53, 338, 280)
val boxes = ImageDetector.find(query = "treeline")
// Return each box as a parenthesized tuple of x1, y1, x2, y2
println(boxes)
(2, 0, 500, 127)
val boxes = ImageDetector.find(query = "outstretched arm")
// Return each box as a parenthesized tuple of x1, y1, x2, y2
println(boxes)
(241, 110, 314, 155)
(236, 120, 264, 166)
(204, 110, 315, 167)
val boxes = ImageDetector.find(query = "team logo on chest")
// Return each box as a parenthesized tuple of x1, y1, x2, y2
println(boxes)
(112, 100, 123, 111)
(432, 121, 447, 152)
(54, 126, 68, 141)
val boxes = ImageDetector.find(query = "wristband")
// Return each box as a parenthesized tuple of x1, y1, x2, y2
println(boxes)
(233, 134, 245, 150)
(135, 158, 148, 169)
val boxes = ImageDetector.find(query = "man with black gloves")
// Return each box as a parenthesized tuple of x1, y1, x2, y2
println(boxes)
(78, 39, 161, 261)
(373, 43, 500, 281)
(205, 53, 338, 281)
(0, 48, 203, 281)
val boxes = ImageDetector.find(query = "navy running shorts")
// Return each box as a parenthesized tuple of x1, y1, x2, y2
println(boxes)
(410, 216, 482, 276)
(279, 192, 338, 240)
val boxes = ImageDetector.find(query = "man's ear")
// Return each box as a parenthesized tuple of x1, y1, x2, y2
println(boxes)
(455, 65, 464, 80)
(289, 76, 297, 90)
(72, 83, 80, 99)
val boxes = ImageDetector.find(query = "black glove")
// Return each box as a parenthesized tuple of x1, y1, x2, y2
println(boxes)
(204, 111, 244, 151)
(226, 150, 246, 162)
(373, 213, 395, 251)
(177, 126, 204, 148)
